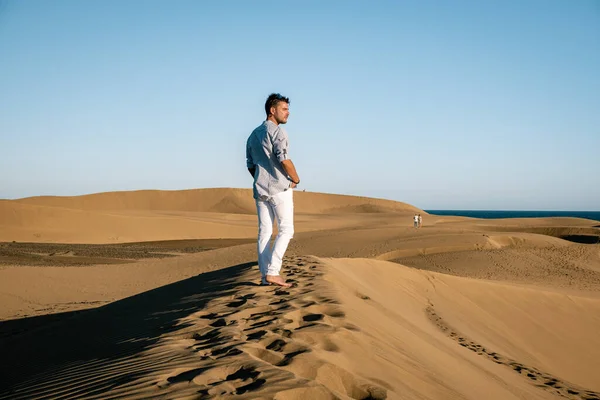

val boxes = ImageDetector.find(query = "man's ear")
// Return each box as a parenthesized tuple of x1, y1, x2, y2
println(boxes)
(270, 106, 276, 116)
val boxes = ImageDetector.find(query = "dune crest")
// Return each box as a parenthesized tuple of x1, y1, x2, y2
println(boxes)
(12, 188, 421, 215)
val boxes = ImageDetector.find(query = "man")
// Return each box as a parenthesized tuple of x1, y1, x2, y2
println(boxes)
(246, 93, 301, 288)
(414, 214, 419, 228)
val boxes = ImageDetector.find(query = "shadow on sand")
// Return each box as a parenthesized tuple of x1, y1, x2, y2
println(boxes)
(560, 235, 600, 244)
(0, 261, 256, 395)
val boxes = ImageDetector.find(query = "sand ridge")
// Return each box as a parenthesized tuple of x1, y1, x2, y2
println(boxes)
(10, 188, 422, 215)
(0, 257, 388, 400)
(0, 189, 422, 243)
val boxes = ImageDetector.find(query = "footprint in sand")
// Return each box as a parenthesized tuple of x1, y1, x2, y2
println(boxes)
(426, 305, 600, 400)
(163, 363, 268, 397)
(163, 256, 389, 399)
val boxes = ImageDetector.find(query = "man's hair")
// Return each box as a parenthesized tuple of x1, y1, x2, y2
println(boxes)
(265, 93, 290, 117)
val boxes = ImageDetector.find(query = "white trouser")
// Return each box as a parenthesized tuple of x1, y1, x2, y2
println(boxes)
(256, 188, 294, 279)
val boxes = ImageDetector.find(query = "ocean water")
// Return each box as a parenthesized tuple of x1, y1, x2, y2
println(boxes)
(425, 210, 600, 222)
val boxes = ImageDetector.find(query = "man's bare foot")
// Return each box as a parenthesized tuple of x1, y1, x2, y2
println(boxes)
(260, 278, 271, 286)
(266, 274, 292, 288)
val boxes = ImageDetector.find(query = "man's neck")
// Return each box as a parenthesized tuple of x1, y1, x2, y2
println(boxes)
(267, 116, 279, 125)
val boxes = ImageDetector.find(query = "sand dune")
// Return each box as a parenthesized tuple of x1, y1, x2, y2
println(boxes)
(1, 188, 599, 399)
(2, 256, 599, 399)
(13, 188, 422, 215)
(1, 189, 422, 243)
(327, 258, 600, 398)
(0, 200, 259, 243)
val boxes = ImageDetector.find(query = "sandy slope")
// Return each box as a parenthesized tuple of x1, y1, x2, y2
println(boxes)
(1, 188, 599, 399)
(325, 258, 600, 397)
(0, 189, 421, 243)
(1, 256, 599, 399)
(13, 188, 422, 214)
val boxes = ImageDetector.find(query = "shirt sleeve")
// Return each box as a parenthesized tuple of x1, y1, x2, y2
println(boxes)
(246, 139, 254, 168)
(272, 127, 290, 163)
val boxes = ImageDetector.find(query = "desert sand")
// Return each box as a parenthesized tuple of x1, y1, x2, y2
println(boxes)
(1, 188, 599, 399)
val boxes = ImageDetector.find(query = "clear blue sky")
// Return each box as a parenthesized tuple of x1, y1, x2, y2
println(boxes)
(1, 0, 598, 210)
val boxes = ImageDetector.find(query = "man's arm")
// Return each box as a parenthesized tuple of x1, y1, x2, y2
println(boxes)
(246, 139, 255, 179)
(281, 159, 300, 187)
(272, 128, 300, 187)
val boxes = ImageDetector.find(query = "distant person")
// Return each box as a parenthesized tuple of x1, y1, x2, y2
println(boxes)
(246, 93, 301, 288)
(414, 214, 419, 228)
(418, 213, 423, 228)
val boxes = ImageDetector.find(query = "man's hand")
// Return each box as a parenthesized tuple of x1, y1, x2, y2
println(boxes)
(290, 181, 297, 189)
(280, 160, 300, 185)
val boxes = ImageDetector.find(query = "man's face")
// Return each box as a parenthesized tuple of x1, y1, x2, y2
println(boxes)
(271, 101, 290, 124)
